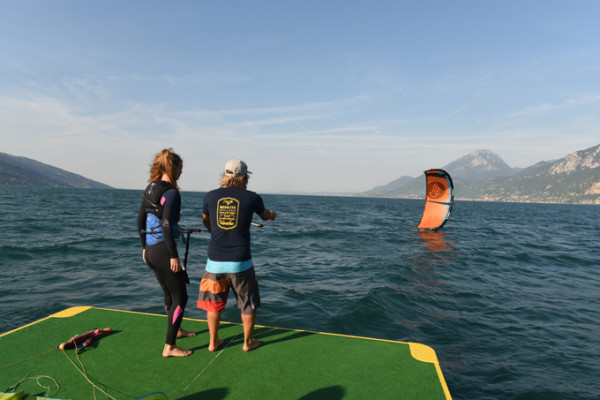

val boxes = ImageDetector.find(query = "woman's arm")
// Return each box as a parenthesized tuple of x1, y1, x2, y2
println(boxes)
(137, 202, 147, 263)
(161, 189, 182, 272)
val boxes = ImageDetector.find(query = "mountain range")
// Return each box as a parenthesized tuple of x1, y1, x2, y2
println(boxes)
(360, 144, 600, 205)
(0, 152, 111, 189)
(3, 145, 600, 204)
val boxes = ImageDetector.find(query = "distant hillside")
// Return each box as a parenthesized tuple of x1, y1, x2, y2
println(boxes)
(359, 144, 600, 205)
(476, 145, 600, 204)
(361, 176, 414, 197)
(0, 152, 112, 189)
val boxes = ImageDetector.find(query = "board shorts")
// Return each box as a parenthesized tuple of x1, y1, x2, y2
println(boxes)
(197, 267, 260, 315)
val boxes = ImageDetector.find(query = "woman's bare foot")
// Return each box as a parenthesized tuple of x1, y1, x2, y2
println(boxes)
(243, 339, 261, 352)
(162, 344, 192, 357)
(208, 339, 224, 352)
(177, 328, 196, 339)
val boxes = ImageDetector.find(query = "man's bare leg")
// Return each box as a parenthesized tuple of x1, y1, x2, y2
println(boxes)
(207, 311, 224, 351)
(241, 313, 260, 351)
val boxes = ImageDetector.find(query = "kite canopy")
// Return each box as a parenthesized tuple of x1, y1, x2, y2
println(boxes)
(417, 169, 454, 231)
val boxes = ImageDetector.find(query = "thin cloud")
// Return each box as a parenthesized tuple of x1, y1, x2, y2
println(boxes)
(172, 95, 371, 117)
(507, 95, 600, 119)
(447, 99, 478, 118)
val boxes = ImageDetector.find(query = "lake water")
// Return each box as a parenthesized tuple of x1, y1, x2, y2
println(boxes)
(1, 186, 599, 399)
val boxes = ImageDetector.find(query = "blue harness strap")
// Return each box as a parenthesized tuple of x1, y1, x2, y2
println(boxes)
(144, 213, 164, 245)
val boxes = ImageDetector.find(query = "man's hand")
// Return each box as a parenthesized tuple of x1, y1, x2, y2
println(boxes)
(260, 209, 276, 221)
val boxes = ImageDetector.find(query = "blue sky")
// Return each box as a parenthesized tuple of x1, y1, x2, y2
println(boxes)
(1, 1, 599, 193)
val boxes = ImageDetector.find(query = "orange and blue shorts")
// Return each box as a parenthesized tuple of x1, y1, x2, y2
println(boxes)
(197, 267, 260, 315)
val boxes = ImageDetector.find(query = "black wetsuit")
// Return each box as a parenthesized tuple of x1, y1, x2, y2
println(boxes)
(137, 181, 188, 346)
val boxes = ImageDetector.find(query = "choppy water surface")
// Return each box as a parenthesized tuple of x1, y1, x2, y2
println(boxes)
(1, 186, 599, 399)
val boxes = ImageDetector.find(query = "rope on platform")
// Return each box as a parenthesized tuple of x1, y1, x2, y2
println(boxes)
(0, 349, 54, 370)
(176, 334, 239, 398)
(7, 374, 60, 398)
(61, 348, 118, 400)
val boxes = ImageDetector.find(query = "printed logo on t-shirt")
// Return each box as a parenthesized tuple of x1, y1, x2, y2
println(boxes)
(217, 197, 239, 230)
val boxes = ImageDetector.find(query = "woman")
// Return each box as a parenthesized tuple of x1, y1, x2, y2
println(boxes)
(137, 148, 194, 357)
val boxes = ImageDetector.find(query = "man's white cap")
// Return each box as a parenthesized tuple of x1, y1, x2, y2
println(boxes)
(224, 159, 252, 177)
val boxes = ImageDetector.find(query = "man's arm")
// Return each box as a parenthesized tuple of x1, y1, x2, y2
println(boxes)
(260, 209, 276, 221)
(203, 213, 212, 232)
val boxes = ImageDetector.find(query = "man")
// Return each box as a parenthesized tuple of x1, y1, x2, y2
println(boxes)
(197, 159, 276, 351)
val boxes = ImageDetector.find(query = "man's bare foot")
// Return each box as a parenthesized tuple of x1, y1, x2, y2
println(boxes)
(243, 339, 261, 352)
(177, 328, 196, 339)
(162, 344, 192, 357)
(208, 339, 224, 352)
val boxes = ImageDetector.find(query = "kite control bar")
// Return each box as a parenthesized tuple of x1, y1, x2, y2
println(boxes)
(251, 209, 293, 228)
(179, 227, 204, 283)
(180, 228, 203, 234)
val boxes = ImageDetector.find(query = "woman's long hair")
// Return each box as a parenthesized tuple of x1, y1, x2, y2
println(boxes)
(220, 174, 249, 189)
(149, 148, 183, 187)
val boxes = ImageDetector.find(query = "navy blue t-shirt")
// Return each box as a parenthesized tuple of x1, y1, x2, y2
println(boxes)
(203, 187, 266, 262)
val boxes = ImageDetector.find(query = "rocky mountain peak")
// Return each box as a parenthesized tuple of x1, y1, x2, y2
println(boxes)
(468, 149, 504, 168)
(445, 149, 515, 180)
(549, 145, 600, 175)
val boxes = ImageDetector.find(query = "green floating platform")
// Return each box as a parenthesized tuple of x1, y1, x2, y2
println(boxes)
(0, 307, 451, 399)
